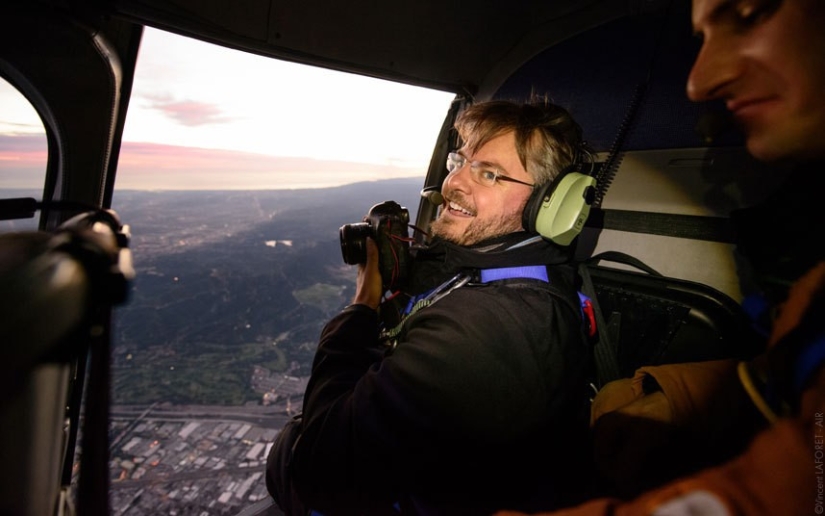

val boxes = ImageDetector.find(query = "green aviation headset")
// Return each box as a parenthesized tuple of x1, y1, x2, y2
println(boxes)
(521, 163, 597, 246)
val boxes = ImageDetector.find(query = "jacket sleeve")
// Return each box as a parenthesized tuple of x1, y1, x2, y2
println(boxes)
(496, 366, 823, 516)
(591, 359, 751, 436)
(590, 359, 764, 498)
(635, 360, 743, 430)
(287, 284, 584, 512)
(497, 262, 825, 516)
(265, 414, 308, 516)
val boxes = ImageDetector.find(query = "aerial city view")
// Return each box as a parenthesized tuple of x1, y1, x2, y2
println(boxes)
(104, 179, 422, 514)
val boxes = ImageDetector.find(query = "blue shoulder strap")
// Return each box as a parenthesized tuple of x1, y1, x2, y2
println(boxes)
(397, 264, 594, 338)
(403, 266, 549, 317)
(479, 265, 549, 283)
(481, 265, 595, 338)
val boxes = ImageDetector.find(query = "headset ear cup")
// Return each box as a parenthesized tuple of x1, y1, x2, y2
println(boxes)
(525, 172, 597, 246)
(522, 180, 555, 235)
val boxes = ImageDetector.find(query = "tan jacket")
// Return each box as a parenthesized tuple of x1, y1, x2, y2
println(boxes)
(497, 261, 825, 516)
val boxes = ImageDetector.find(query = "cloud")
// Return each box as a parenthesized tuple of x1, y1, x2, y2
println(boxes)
(144, 94, 233, 127)
(0, 132, 48, 155)
(0, 121, 44, 132)
(0, 134, 423, 190)
(115, 141, 421, 190)
(0, 133, 49, 189)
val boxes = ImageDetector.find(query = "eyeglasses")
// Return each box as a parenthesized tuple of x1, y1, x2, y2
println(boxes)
(446, 152, 535, 188)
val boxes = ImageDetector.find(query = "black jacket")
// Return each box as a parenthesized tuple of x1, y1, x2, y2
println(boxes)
(266, 232, 592, 515)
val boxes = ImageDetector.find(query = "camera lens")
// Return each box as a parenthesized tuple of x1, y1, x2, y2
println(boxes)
(339, 222, 371, 265)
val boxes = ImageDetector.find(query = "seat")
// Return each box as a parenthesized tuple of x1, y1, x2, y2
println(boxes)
(0, 209, 133, 516)
(580, 251, 764, 387)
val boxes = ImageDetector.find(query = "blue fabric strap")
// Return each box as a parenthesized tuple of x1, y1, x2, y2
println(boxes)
(793, 331, 825, 393)
(393, 266, 549, 336)
(479, 265, 549, 283)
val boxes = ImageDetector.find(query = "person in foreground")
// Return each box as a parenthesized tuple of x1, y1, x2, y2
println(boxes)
(265, 99, 594, 515)
(496, 0, 825, 515)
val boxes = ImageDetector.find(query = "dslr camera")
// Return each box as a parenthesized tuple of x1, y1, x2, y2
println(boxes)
(339, 200, 411, 292)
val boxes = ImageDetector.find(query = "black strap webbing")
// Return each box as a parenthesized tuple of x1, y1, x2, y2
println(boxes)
(578, 251, 666, 388)
(586, 208, 735, 244)
(578, 262, 621, 388)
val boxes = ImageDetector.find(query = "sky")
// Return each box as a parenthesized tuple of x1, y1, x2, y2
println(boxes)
(0, 27, 456, 190)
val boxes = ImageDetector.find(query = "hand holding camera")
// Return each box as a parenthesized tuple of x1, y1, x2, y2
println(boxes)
(351, 238, 383, 309)
(339, 200, 412, 293)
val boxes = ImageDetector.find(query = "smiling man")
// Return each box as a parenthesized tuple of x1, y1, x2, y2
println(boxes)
(687, 0, 825, 164)
(430, 133, 534, 246)
(496, 1, 825, 515)
(265, 99, 594, 515)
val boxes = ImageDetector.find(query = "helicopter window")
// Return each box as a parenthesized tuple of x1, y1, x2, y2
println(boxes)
(107, 27, 453, 514)
(0, 77, 47, 233)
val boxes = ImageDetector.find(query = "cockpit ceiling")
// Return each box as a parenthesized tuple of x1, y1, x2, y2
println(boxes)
(100, 0, 736, 152)
(103, 0, 661, 95)
(9, 0, 736, 154)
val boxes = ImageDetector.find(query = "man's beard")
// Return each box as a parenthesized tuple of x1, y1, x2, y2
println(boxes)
(430, 208, 524, 246)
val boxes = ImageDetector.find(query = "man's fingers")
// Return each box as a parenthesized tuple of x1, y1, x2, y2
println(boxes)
(365, 237, 378, 265)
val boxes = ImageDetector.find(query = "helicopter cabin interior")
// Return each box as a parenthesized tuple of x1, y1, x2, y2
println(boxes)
(0, 0, 785, 514)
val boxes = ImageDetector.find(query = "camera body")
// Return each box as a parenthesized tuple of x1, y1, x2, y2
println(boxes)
(340, 200, 411, 292)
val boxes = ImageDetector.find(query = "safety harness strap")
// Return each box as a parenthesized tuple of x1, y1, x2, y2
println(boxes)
(480, 265, 549, 283)
(383, 265, 595, 346)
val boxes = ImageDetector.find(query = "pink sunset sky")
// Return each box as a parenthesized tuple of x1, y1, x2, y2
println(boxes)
(0, 27, 454, 191)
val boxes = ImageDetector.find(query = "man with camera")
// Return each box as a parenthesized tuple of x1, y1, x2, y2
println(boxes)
(265, 99, 595, 515)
